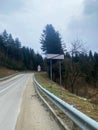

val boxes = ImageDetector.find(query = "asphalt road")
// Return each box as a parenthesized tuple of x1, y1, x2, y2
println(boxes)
(0, 73, 32, 130)
(15, 74, 61, 130)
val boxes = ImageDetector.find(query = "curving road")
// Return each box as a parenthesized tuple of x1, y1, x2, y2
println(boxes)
(0, 73, 61, 130)
(0, 73, 32, 130)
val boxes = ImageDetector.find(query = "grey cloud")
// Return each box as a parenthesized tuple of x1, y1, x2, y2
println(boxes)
(83, 0, 98, 15)
(0, 0, 23, 14)
(67, 0, 98, 52)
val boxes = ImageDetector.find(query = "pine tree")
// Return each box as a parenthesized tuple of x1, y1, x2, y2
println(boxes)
(40, 24, 64, 54)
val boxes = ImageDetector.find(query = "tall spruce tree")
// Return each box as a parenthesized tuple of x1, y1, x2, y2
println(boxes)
(40, 24, 64, 54)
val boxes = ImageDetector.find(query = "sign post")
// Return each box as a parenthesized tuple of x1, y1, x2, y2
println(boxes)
(50, 59, 52, 91)
(47, 54, 64, 94)
(59, 60, 62, 94)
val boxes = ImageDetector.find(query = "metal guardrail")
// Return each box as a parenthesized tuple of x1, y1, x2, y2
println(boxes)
(34, 77, 98, 130)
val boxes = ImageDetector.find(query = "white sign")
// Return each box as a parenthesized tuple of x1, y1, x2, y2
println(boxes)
(47, 54, 64, 59)
(37, 65, 41, 72)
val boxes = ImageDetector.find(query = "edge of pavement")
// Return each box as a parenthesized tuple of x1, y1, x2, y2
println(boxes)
(0, 73, 19, 81)
(33, 80, 69, 130)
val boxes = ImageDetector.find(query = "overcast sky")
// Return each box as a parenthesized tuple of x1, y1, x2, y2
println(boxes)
(0, 0, 97, 53)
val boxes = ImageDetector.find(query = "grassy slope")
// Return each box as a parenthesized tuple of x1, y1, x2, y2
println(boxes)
(35, 72, 98, 122)
(0, 67, 17, 78)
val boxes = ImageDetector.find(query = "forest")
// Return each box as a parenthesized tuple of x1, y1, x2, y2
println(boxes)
(0, 30, 44, 70)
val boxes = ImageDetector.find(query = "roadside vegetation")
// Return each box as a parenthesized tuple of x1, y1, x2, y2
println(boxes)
(35, 72, 98, 122)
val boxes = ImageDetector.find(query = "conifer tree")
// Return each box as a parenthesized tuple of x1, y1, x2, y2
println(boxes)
(40, 24, 64, 54)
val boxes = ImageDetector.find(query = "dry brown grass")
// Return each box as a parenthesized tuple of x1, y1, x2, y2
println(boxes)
(0, 67, 17, 78)
(35, 72, 98, 122)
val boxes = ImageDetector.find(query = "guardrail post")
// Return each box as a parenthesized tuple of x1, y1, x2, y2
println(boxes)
(72, 123, 79, 130)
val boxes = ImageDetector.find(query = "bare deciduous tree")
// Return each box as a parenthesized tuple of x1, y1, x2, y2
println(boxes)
(68, 39, 86, 93)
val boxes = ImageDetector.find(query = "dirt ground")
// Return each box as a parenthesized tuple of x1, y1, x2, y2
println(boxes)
(0, 67, 16, 78)
(15, 75, 61, 130)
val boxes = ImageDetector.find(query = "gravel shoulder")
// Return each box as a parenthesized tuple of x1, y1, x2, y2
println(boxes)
(15, 75, 61, 130)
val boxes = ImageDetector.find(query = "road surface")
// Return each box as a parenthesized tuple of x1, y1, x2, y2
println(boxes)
(0, 73, 61, 130)
(0, 73, 31, 130)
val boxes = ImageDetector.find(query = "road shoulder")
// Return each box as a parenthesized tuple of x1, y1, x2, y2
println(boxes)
(15, 76, 61, 130)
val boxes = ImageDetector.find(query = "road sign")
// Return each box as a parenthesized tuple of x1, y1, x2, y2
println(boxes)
(37, 65, 41, 72)
(47, 54, 64, 60)
(47, 54, 64, 94)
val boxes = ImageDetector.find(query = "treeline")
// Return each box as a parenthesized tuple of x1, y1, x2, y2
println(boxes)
(52, 50, 98, 95)
(0, 30, 44, 70)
